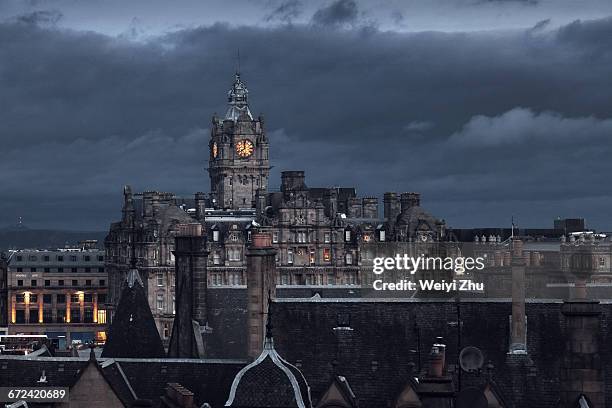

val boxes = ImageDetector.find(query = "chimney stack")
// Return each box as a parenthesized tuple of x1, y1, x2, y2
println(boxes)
(509, 238, 527, 354)
(400, 192, 421, 213)
(428, 342, 446, 378)
(168, 223, 208, 358)
(247, 232, 277, 358)
(194, 192, 206, 221)
(559, 244, 604, 407)
(383, 192, 400, 223)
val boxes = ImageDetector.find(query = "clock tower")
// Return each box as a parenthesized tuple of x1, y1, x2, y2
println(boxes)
(209, 73, 270, 209)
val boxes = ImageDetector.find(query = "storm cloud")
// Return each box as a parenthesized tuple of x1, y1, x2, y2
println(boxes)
(1, 14, 612, 230)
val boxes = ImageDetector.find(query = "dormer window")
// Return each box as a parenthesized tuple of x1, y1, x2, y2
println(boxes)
(379, 230, 386, 242)
(344, 230, 351, 242)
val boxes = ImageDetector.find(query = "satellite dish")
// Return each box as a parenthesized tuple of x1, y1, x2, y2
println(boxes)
(456, 387, 488, 408)
(459, 346, 484, 372)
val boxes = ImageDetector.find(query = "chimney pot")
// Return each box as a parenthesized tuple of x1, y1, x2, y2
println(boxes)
(251, 232, 272, 248)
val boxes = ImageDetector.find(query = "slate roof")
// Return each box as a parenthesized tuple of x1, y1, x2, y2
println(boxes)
(226, 337, 312, 407)
(0, 356, 246, 408)
(268, 298, 612, 408)
(101, 268, 166, 359)
(204, 287, 369, 359)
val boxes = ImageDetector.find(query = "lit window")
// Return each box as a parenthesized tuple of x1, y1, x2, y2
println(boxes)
(213, 230, 220, 242)
(380, 230, 386, 242)
(323, 248, 331, 262)
(97, 310, 107, 324)
(345, 230, 351, 241)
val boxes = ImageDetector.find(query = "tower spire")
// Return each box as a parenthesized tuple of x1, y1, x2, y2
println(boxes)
(225, 68, 252, 121)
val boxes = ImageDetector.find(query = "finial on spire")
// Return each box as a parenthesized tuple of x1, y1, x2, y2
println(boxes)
(265, 289, 273, 340)
(225, 63, 253, 121)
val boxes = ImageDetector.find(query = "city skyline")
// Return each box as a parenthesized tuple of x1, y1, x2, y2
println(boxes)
(1, 1, 612, 230)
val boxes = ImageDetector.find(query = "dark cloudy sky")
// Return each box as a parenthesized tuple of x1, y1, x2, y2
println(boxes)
(1, 0, 612, 231)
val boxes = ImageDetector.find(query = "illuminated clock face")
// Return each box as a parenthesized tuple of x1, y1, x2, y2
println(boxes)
(235, 139, 254, 158)
(212, 142, 218, 158)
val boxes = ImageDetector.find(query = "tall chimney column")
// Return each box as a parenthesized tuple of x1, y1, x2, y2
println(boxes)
(168, 223, 208, 358)
(560, 244, 604, 407)
(246, 232, 277, 359)
(509, 239, 527, 353)
(194, 192, 206, 221)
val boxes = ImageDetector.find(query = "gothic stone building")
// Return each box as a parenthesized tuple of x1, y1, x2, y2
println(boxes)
(104, 73, 449, 340)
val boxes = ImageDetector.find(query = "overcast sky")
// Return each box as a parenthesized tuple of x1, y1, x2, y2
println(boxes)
(1, 0, 612, 231)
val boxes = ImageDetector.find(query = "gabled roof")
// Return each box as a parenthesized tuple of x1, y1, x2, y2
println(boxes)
(316, 375, 359, 408)
(70, 351, 133, 407)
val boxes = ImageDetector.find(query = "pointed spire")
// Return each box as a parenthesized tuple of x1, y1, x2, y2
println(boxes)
(225, 69, 253, 121)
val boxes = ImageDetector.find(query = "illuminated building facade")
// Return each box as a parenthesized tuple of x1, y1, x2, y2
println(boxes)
(105, 73, 449, 342)
(6, 246, 108, 345)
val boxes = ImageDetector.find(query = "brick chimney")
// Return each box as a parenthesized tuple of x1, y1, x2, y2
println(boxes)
(160, 383, 198, 408)
(247, 232, 277, 358)
(417, 339, 454, 403)
(428, 343, 446, 378)
(167, 224, 209, 358)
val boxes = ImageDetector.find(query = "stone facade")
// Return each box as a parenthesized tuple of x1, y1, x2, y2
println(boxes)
(209, 73, 269, 209)
(104, 73, 449, 342)
(5, 247, 108, 345)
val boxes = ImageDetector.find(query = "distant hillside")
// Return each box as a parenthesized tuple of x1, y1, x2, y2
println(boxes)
(0, 228, 107, 252)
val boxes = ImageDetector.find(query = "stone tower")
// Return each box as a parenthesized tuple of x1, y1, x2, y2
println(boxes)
(209, 72, 269, 209)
